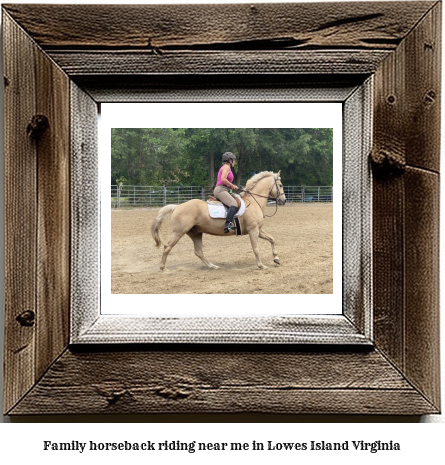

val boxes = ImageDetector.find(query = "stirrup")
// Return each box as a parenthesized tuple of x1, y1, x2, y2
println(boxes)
(224, 222, 236, 233)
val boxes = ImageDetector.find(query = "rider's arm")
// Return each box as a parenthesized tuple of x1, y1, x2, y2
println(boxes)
(220, 165, 237, 189)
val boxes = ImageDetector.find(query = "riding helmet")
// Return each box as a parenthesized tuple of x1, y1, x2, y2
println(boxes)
(222, 152, 236, 162)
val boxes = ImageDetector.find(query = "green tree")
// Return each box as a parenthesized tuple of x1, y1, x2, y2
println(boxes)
(111, 128, 186, 185)
(111, 127, 333, 187)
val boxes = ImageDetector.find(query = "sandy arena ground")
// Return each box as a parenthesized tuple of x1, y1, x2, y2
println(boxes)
(111, 203, 333, 294)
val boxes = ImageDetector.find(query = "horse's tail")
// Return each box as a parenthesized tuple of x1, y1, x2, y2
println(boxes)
(151, 204, 178, 248)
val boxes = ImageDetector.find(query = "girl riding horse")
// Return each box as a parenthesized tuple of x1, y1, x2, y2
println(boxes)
(151, 170, 286, 271)
(213, 152, 239, 233)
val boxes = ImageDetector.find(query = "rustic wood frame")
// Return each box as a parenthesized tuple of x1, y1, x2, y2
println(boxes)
(3, 2, 441, 415)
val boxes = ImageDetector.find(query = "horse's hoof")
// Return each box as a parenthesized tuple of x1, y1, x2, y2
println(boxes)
(259, 265, 269, 270)
(209, 263, 219, 269)
(274, 259, 281, 265)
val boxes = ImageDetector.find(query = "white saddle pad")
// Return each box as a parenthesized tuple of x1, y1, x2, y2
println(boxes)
(207, 199, 246, 218)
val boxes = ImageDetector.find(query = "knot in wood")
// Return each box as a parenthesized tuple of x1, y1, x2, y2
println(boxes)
(370, 148, 405, 178)
(16, 310, 35, 327)
(27, 115, 49, 140)
(105, 390, 128, 405)
(96, 385, 130, 405)
(154, 386, 191, 400)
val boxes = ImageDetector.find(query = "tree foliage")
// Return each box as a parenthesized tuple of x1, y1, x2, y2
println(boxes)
(111, 128, 333, 186)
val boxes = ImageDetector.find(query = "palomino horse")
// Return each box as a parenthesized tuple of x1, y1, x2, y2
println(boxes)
(151, 171, 286, 270)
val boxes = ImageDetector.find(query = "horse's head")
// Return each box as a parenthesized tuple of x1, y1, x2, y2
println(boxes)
(272, 171, 286, 205)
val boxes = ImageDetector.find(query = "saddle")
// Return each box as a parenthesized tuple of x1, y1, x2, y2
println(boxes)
(208, 195, 241, 211)
(207, 195, 244, 236)
(206, 194, 246, 224)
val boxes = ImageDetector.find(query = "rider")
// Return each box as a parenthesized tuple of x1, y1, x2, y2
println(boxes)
(213, 152, 239, 233)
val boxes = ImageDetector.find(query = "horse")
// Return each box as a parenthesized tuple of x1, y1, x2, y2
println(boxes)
(151, 171, 286, 270)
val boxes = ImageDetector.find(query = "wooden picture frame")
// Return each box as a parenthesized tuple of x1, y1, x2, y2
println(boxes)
(73, 86, 370, 346)
(3, 2, 440, 415)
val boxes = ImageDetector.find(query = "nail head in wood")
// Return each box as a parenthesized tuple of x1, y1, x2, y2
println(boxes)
(16, 310, 35, 327)
(424, 90, 436, 105)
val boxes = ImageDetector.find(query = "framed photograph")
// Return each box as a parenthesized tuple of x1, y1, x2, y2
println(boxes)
(3, 2, 440, 415)
(95, 98, 358, 344)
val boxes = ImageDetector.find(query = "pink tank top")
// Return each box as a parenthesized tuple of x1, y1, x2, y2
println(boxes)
(216, 165, 233, 186)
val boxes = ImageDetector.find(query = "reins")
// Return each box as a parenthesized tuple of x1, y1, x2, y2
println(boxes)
(240, 176, 284, 218)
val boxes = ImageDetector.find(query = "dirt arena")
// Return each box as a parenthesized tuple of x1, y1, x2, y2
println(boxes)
(111, 203, 333, 294)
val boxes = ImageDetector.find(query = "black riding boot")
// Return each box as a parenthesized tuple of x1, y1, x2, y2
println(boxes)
(224, 206, 238, 233)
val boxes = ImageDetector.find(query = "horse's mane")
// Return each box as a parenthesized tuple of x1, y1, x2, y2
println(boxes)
(241, 171, 276, 197)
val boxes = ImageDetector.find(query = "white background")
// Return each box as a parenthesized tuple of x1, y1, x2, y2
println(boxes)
(101, 102, 342, 315)
(1, 0, 444, 461)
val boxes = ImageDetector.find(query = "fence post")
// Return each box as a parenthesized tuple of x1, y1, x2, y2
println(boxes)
(318, 186, 320, 202)
(117, 183, 122, 208)
(302, 186, 305, 203)
(201, 187, 205, 201)
(163, 185, 166, 206)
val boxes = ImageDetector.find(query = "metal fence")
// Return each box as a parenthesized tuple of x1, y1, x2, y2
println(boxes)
(111, 185, 333, 208)
(283, 185, 333, 203)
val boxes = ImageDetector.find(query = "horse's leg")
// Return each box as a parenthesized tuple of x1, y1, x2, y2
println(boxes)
(259, 229, 280, 265)
(160, 232, 183, 271)
(248, 227, 268, 270)
(186, 232, 219, 269)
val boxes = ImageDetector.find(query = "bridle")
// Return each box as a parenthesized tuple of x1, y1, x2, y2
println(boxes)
(242, 175, 285, 218)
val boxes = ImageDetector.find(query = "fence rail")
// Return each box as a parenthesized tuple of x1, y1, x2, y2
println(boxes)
(111, 185, 333, 208)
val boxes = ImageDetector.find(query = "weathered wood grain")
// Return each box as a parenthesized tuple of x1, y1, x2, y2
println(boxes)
(3, 12, 37, 414)
(70, 83, 100, 341)
(342, 81, 372, 336)
(3, 11, 71, 412)
(2, 2, 435, 50)
(3, 2, 441, 416)
(371, 2, 441, 412)
(401, 2, 441, 410)
(372, 175, 405, 367)
(9, 349, 438, 415)
(13, 387, 437, 416)
(75, 315, 370, 345)
(372, 37, 406, 370)
(47, 50, 390, 76)
(76, 75, 365, 103)
(34, 43, 71, 380)
(371, 1, 441, 173)
(404, 167, 440, 408)
(404, 2, 441, 172)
